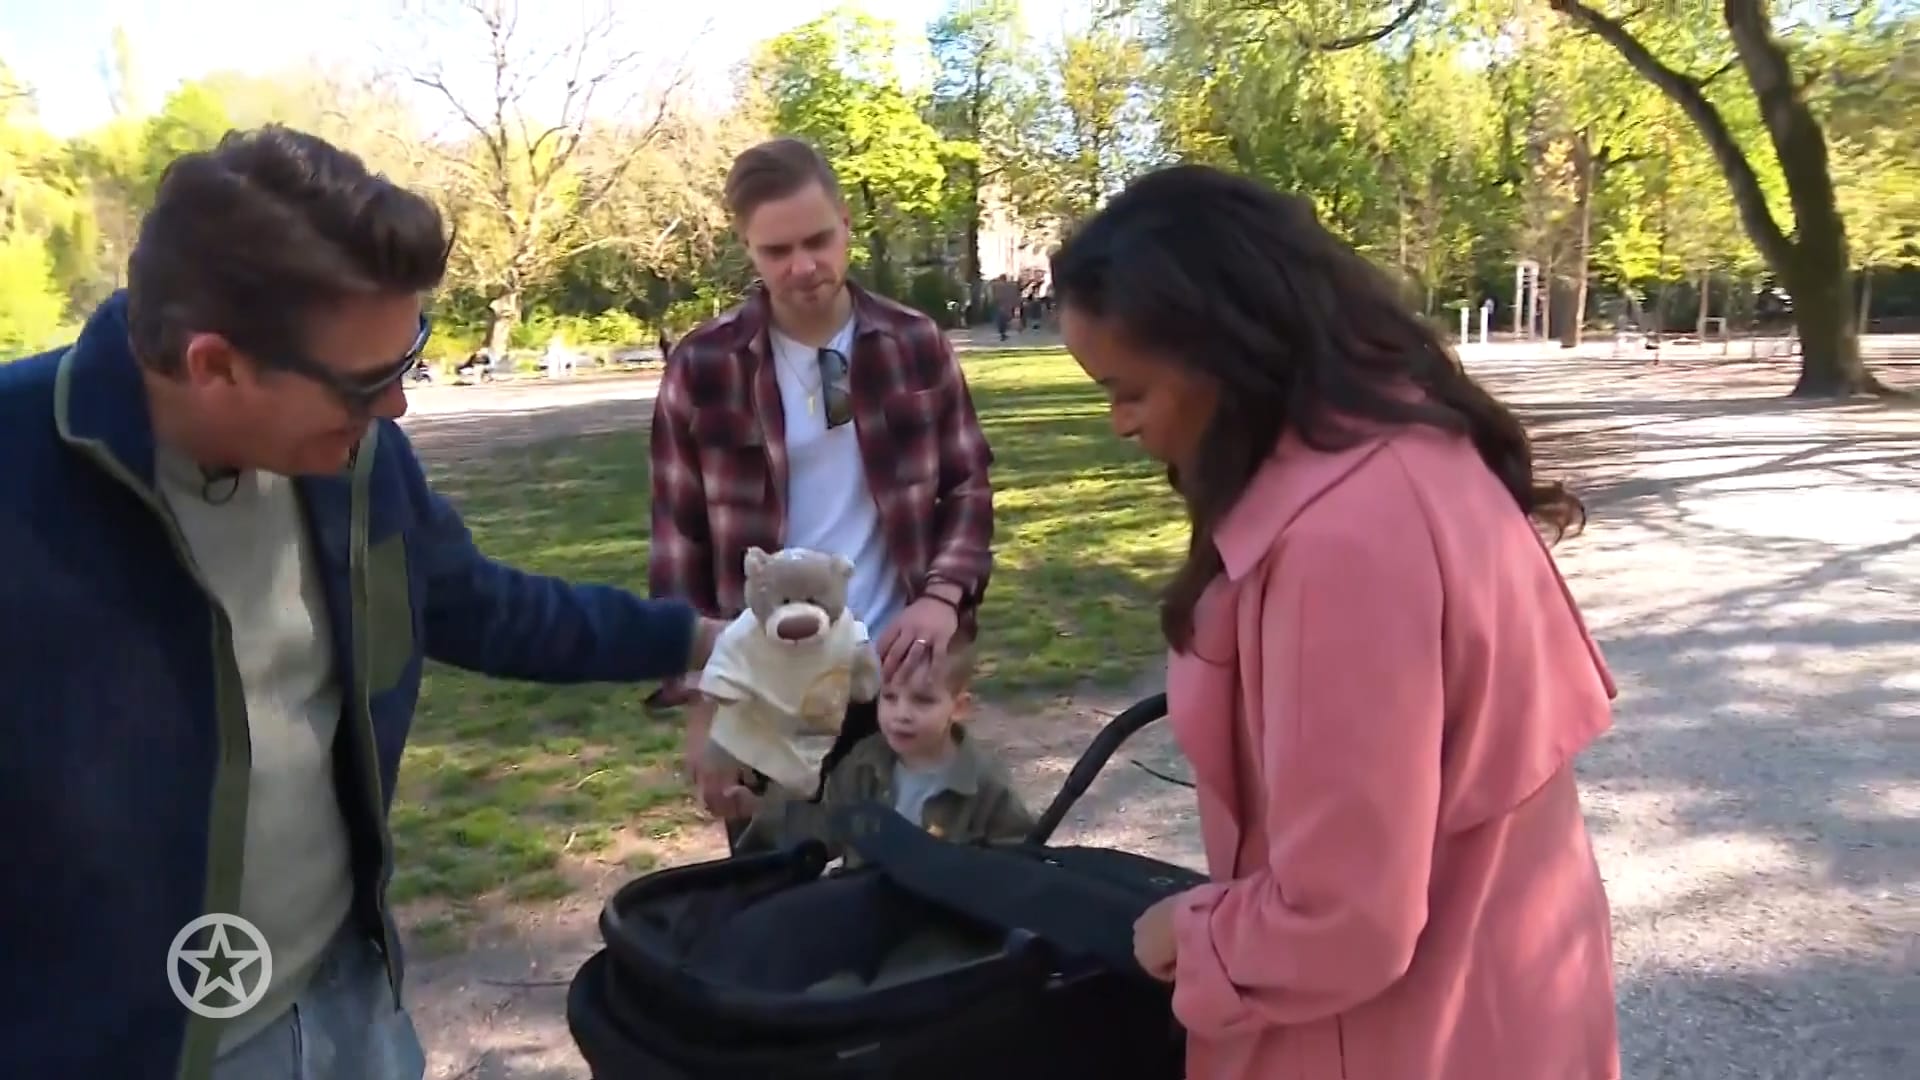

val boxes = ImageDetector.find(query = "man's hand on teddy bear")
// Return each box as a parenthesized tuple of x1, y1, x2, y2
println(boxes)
(683, 699, 756, 814)
(645, 616, 729, 713)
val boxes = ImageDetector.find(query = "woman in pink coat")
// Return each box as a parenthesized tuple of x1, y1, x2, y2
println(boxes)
(1049, 165, 1622, 1079)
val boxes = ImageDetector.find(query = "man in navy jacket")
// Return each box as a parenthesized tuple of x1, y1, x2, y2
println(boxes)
(0, 126, 719, 1079)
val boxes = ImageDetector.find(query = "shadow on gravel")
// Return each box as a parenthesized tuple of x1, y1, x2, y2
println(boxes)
(1621, 952, 1920, 1080)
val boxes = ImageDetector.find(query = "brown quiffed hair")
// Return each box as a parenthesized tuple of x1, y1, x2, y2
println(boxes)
(127, 124, 450, 375)
(724, 137, 843, 222)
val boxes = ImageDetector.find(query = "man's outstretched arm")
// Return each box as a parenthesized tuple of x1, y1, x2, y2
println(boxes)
(393, 426, 719, 683)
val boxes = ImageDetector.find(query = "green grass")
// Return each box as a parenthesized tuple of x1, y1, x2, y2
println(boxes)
(391, 348, 1186, 908)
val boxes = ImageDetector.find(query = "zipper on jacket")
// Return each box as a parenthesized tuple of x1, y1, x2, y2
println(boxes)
(346, 428, 406, 1006)
(54, 352, 251, 1080)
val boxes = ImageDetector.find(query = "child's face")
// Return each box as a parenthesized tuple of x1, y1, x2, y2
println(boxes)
(877, 668, 967, 761)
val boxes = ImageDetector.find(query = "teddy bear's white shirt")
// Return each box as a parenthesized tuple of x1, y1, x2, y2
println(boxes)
(699, 607, 872, 796)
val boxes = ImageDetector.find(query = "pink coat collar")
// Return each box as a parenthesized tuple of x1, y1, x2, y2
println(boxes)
(1213, 430, 1396, 582)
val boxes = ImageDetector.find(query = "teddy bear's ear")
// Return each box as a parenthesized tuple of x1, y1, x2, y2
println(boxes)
(744, 546, 771, 575)
(831, 554, 854, 580)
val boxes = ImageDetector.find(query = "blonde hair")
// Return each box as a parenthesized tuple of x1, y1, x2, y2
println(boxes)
(937, 628, 978, 695)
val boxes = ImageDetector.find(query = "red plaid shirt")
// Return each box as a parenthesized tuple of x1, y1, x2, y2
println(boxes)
(648, 282, 995, 622)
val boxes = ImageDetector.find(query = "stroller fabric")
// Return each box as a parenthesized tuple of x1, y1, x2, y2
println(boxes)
(567, 693, 1201, 1080)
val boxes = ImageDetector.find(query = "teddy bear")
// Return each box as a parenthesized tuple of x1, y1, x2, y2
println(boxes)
(696, 546, 882, 798)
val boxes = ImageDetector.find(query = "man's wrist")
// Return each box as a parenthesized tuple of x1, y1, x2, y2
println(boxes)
(921, 578, 966, 607)
(686, 615, 725, 671)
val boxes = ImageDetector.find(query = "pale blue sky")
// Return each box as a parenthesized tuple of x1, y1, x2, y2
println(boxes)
(3, 0, 1083, 137)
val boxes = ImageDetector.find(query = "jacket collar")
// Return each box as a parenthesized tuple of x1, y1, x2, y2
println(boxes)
(54, 291, 368, 501)
(847, 724, 987, 797)
(722, 280, 907, 360)
(1212, 426, 1397, 582)
(53, 291, 162, 490)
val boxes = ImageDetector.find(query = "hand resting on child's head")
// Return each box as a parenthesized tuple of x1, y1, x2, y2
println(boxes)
(730, 627, 1036, 863)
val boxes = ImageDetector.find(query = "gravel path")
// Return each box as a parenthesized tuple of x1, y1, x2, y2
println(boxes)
(1475, 350, 1920, 1080)
(396, 342, 1919, 1080)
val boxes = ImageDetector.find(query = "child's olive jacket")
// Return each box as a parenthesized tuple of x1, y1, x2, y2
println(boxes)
(737, 728, 1035, 864)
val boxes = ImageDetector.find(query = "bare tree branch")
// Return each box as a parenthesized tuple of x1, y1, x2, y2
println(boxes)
(1700, 56, 1739, 87)
(1546, 0, 1793, 271)
(374, 0, 716, 339)
(1310, 0, 1427, 53)
(1207, 0, 1428, 53)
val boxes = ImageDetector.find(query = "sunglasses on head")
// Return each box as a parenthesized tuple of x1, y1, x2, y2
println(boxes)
(817, 347, 852, 428)
(260, 315, 432, 413)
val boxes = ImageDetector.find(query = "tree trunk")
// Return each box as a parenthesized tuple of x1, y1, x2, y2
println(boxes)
(486, 291, 519, 357)
(965, 158, 983, 322)
(967, 57, 988, 323)
(1785, 248, 1867, 395)
(857, 180, 893, 295)
(1697, 269, 1710, 338)
(1538, 256, 1555, 341)
(1560, 133, 1595, 349)
(1856, 267, 1873, 335)
(1547, 0, 1889, 397)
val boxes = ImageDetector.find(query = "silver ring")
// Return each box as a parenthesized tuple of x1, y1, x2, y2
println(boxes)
(913, 638, 929, 648)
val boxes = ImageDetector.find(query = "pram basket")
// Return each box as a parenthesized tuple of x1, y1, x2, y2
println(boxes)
(566, 692, 1203, 1079)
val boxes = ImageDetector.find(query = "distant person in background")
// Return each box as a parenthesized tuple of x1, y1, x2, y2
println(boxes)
(543, 333, 575, 379)
(991, 275, 1019, 342)
(647, 137, 997, 849)
(0, 124, 724, 1080)
(454, 345, 492, 382)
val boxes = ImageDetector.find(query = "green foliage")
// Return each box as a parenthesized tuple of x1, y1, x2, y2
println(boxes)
(421, 323, 482, 366)
(6, 0, 1914, 349)
(906, 267, 967, 324)
(748, 7, 952, 292)
(507, 308, 649, 351)
(0, 235, 69, 358)
(1814, 9, 1920, 272)
(134, 83, 233, 207)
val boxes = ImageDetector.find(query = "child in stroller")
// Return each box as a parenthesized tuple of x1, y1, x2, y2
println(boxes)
(722, 630, 1037, 998)
(728, 628, 1035, 869)
(567, 694, 1201, 1079)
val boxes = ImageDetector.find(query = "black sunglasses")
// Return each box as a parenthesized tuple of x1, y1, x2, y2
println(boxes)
(263, 315, 432, 412)
(818, 347, 852, 429)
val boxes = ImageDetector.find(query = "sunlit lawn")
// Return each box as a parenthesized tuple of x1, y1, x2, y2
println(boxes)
(390, 347, 1187, 913)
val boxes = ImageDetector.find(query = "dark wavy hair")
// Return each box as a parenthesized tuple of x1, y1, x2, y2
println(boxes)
(128, 124, 449, 375)
(1049, 165, 1584, 653)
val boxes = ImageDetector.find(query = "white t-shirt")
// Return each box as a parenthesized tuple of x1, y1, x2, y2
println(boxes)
(769, 316, 908, 636)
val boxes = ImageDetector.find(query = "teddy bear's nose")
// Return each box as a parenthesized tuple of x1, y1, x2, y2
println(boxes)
(775, 614, 818, 641)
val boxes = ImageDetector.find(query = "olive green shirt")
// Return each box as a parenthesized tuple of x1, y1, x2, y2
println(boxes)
(737, 727, 1035, 866)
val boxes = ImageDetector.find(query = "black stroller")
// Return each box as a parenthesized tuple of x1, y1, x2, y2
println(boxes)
(566, 693, 1204, 1079)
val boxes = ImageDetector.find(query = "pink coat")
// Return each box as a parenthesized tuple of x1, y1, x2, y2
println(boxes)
(1164, 423, 1622, 1080)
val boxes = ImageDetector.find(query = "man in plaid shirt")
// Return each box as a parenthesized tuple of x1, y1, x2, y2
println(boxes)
(648, 138, 996, 840)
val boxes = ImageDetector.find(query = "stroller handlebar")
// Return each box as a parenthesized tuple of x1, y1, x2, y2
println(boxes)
(1025, 692, 1170, 846)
